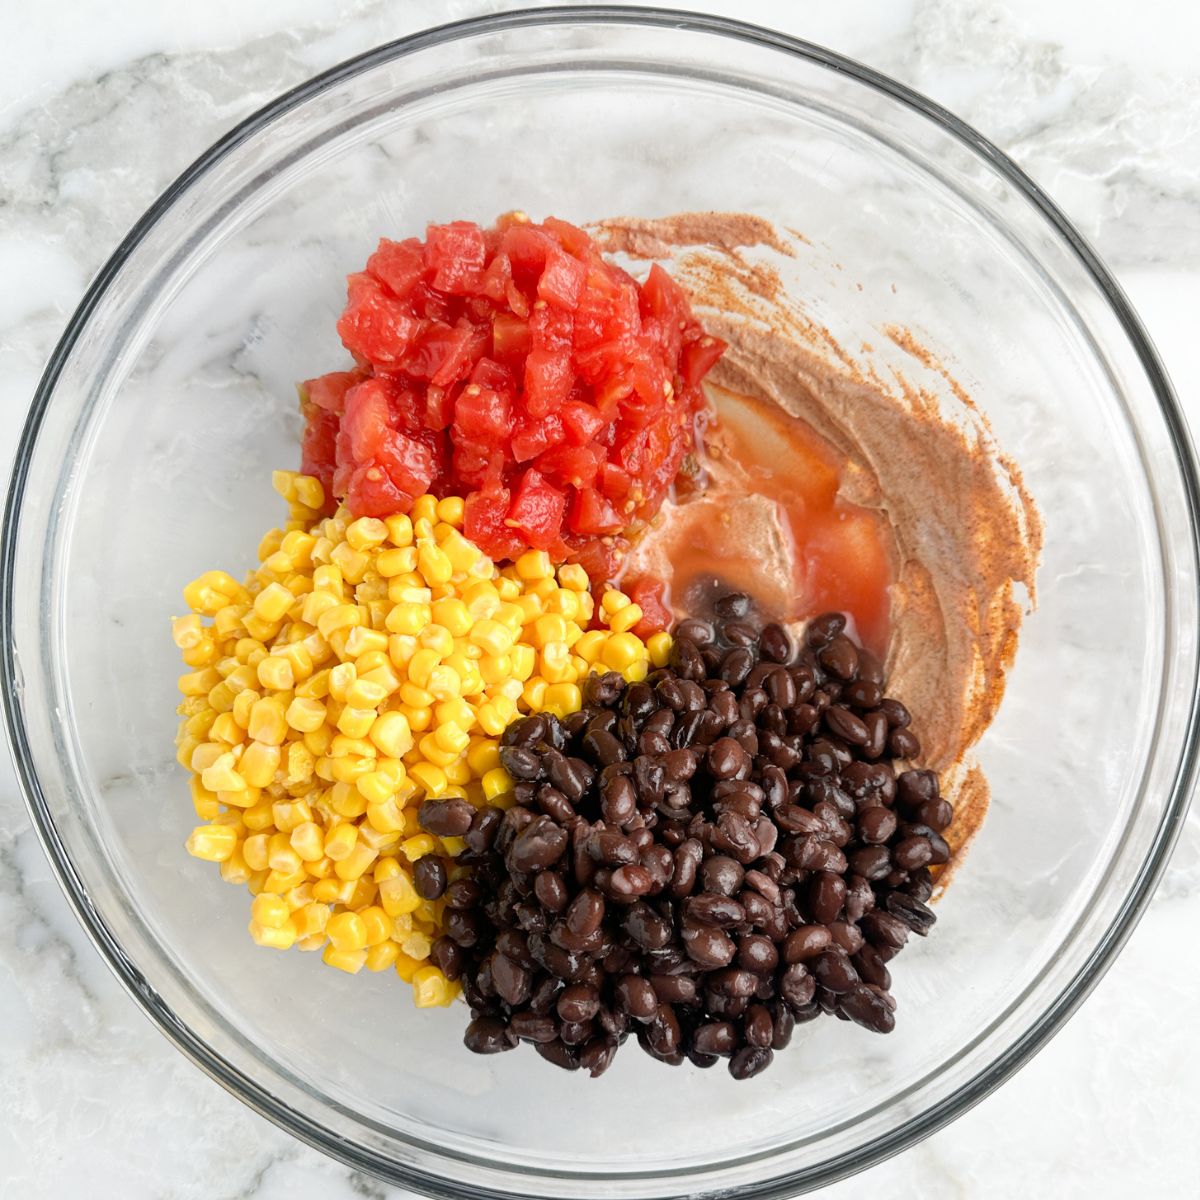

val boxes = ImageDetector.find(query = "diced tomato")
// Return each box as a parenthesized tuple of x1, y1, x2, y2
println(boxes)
(424, 222, 487, 294)
(511, 413, 564, 463)
(538, 249, 586, 310)
(535, 443, 604, 488)
(569, 486, 623, 535)
(303, 370, 360, 414)
(366, 238, 426, 300)
(454, 386, 511, 441)
(681, 332, 728, 390)
(507, 469, 566, 550)
(626, 575, 672, 638)
(302, 214, 725, 576)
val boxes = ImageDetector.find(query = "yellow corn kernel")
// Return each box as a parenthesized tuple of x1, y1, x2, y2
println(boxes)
(185, 824, 238, 862)
(411, 965, 454, 1007)
(462, 580, 501, 618)
(386, 602, 430, 637)
(434, 721, 470, 757)
(425, 665, 460, 702)
(441, 530, 481, 574)
(467, 738, 501, 776)
(189, 741, 224, 773)
(254, 654, 293, 692)
(409, 760, 448, 796)
(284, 696, 325, 734)
(601, 590, 632, 616)
(313, 877, 356, 904)
(401, 834, 436, 862)
(601, 632, 645, 672)
(609, 603, 643, 635)
(199, 752, 245, 794)
(251, 893, 290, 929)
(343, 516, 386, 552)
(432, 495, 463, 526)
(329, 541, 371, 585)
(510, 643, 536, 681)
(574, 630, 607, 665)
(334, 840, 378, 881)
(409, 649, 442, 690)
(248, 697, 288, 745)
(365, 941, 400, 972)
(340, 679, 384, 711)
(473, 704, 505, 739)
(379, 871, 422, 917)
(647, 631, 673, 668)
(326, 910, 368, 952)
(623, 659, 649, 683)
(404, 705, 432, 733)
(417, 543, 452, 586)
(366, 710, 412, 759)
(179, 667, 221, 697)
(291, 901, 331, 938)
(514, 549, 553, 580)
(351, 905, 388, 947)
(514, 592, 543, 623)
(189, 777, 220, 821)
(249, 920, 297, 951)
(400, 930, 433, 962)
(419, 624, 455, 658)
(342, 627, 387, 661)
(469, 618, 513, 656)
(253, 582, 294, 624)
(328, 754, 374, 784)
(327, 662, 358, 703)
(557, 563, 589, 591)
(375, 546, 417, 578)
(540, 642, 571, 682)
(522, 678, 548, 709)
(546, 589, 580, 622)
(416, 735, 457, 769)
(495, 602, 525, 631)
(378, 509, 412, 545)
(322, 944, 366, 974)
(476, 653, 511, 685)
(531, 613, 568, 649)
(240, 742, 281, 788)
(435, 698, 475, 733)
(184, 570, 249, 616)
(481, 766, 514, 802)
(317, 603, 363, 640)
(290, 821, 325, 862)
(364, 796, 406, 835)
(219, 847, 251, 885)
(243, 796, 276, 829)
(322, 822, 358, 862)
(242, 833, 270, 872)
(542, 682, 582, 718)
(408, 494, 436, 523)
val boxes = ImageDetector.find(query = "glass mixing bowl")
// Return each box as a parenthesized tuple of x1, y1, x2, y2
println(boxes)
(4, 8, 1197, 1197)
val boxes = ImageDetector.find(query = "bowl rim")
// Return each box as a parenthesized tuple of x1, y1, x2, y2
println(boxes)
(3, 6, 1198, 1197)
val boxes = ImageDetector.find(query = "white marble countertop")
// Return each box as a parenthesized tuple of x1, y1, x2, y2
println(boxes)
(2, 1, 1199, 1196)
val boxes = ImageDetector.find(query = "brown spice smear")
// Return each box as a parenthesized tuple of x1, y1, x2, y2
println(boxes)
(592, 212, 1043, 871)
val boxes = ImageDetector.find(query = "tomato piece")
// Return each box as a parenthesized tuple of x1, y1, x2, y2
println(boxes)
(507, 469, 566, 550)
(337, 275, 423, 366)
(464, 487, 523, 561)
(303, 370, 360, 414)
(511, 413, 564, 463)
(560, 401, 607, 445)
(424, 221, 487, 294)
(454, 386, 511, 441)
(626, 575, 672, 638)
(367, 238, 426, 301)
(681, 332, 728, 389)
(535, 443, 604, 489)
(538, 249, 586, 310)
(492, 313, 532, 362)
(524, 349, 573, 418)
(568, 486, 623, 536)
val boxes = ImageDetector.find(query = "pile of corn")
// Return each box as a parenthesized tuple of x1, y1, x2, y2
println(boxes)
(173, 473, 670, 1006)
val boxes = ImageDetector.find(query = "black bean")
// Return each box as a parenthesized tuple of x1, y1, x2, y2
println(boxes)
(417, 800, 472, 844)
(651, 974, 699, 1004)
(861, 910, 910, 951)
(813, 950, 859, 994)
(849, 845, 893, 881)
(782, 924, 831, 963)
(464, 1017, 516, 1054)
(840, 984, 895, 1033)
(431, 936, 465, 980)
(565, 888, 604, 937)
(892, 835, 934, 871)
(718, 648, 754, 686)
(817, 635, 859, 681)
(614, 974, 659, 1021)
(738, 934, 780, 973)
(556, 983, 601, 1023)
(700, 856, 745, 897)
(858, 806, 898, 844)
(582, 728, 625, 768)
(885, 891, 936, 935)
(693, 1021, 739, 1056)
(624, 902, 673, 949)
(729, 1045, 774, 1080)
(805, 613, 845, 648)
(509, 1011, 558, 1043)
(685, 892, 745, 928)
(808, 872, 847, 924)
(508, 817, 568, 873)
(759, 623, 793, 663)
(879, 698, 911, 728)
(682, 921, 737, 968)
(889, 727, 921, 759)
(824, 705, 869, 745)
(714, 592, 752, 619)
(412, 855, 448, 900)
(535, 1039, 580, 1070)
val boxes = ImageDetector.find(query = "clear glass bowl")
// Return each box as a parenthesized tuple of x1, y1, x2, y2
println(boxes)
(4, 9, 1197, 1197)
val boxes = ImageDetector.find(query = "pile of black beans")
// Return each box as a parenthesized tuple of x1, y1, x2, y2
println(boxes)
(420, 595, 952, 1080)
